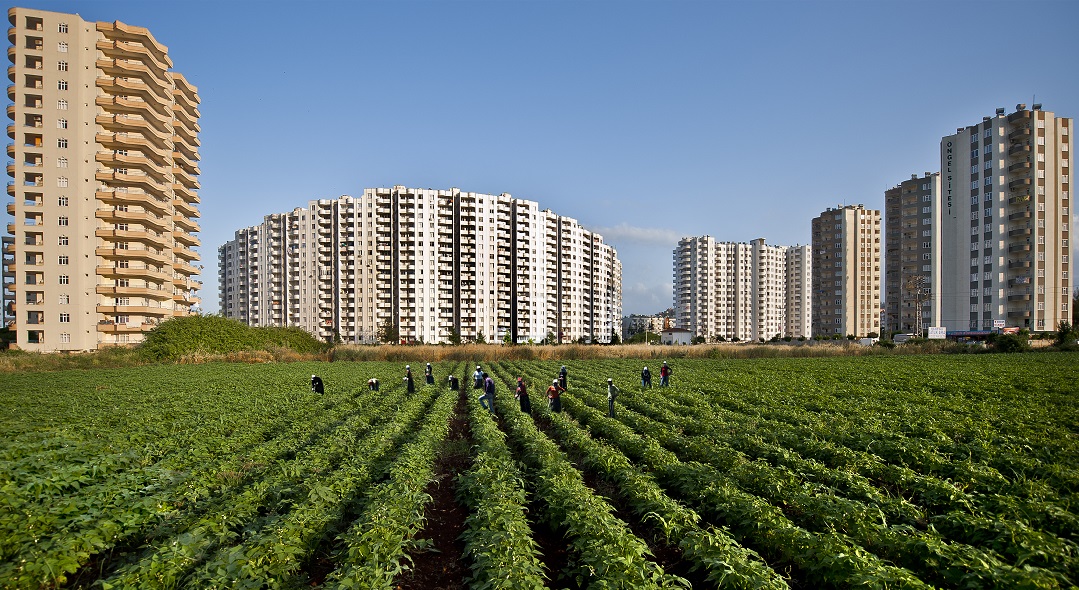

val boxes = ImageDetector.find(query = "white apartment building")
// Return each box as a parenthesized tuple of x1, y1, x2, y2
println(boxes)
(785, 244, 812, 338)
(3, 8, 201, 351)
(811, 205, 882, 337)
(884, 172, 941, 334)
(674, 236, 811, 341)
(219, 187, 622, 344)
(939, 105, 1071, 332)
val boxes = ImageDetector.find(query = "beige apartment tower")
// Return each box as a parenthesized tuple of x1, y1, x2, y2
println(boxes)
(3, 8, 201, 351)
(939, 105, 1071, 332)
(884, 172, 941, 334)
(811, 205, 881, 337)
(220, 187, 622, 345)
(673, 236, 811, 342)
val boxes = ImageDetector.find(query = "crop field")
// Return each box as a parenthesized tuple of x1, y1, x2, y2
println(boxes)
(0, 354, 1077, 589)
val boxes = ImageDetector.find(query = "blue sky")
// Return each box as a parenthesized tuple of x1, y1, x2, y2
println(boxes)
(22, 0, 1079, 314)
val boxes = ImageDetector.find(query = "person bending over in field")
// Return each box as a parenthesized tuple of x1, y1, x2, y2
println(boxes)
(607, 378, 621, 418)
(515, 377, 531, 414)
(547, 379, 565, 413)
(641, 366, 652, 388)
(311, 374, 324, 394)
(447, 374, 459, 391)
(425, 363, 435, 385)
(367, 378, 379, 392)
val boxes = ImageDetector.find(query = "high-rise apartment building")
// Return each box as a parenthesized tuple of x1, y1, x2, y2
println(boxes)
(884, 172, 941, 334)
(811, 205, 881, 337)
(3, 8, 201, 351)
(939, 105, 1071, 332)
(785, 244, 812, 338)
(673, 236, 811, 341)
(219, 187, 621, 344)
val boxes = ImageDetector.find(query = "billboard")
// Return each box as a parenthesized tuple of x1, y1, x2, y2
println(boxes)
(927, 326, 947, 340)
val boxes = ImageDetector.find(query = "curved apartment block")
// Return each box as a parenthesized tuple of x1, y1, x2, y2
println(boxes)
(3, 8, 201, 351)
(219, 187, 622, 344)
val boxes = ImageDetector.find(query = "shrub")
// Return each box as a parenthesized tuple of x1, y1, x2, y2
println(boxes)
(138, 315, 327, 361)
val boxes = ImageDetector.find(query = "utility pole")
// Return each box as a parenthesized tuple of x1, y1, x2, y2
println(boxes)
(905, 275, 926, 336)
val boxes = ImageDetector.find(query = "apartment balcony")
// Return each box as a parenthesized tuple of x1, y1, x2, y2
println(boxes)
(1006, 309, 1031, 319)
(173, 122, 200, 149)
(96, 304, 171, 317)
(1008, 225, 1032, 238)
(96, 77, 173, 115)
(172, 197, 199, 219)
(95, 95, 172, 128)
(1007, 210, 1032, 222)
(98, 245, 171, 266)
(96, 264, 172, 282)
(95, 208, 169, 232)
(173, 215, 200, 235)
(1007, 143, 1031, 157)
(173, 245, 198, 261)
(95, 57, 170, 92)
(1008, 177, 1032, 191)
(95, 190, 170, 216)
(96, 284, 172, 300)
(96, 151, 169, 180)
(95, 37, 171, 73)
(1008, 194, 1031, 207)
(95, 228, 168, 249)
(95, 171, 168, 199)
(1007, 291, 1031, 302)
(173, 230, 200, 248)
(96, 321, 155, 334)
(1006, 259, 1031, 270)
(95, 132, 170, 160)
(173, 260, 199, 276)
(96, 113, 172, 143)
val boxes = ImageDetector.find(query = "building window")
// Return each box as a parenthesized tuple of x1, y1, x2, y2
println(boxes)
(58, 235, 68, 246)
(58, 196, 68, 206)
(59, 333, 71, 343)
(57, 138, 67, 148)
(57, 177, 68, 188)
(59, 274, 69, 285)
(58, 41, 68, 52)
(59, 294, 69, 304)
(58, 22, 68, 33)
(58, 255, 68, 265)
(57, 99, 67, 110)
(57, 60, 67, 71)
(59, 313, 70, 323)
(58, 216, 68, 226)
(57, 118, 67, 129)
(57, 80, 67, 90)
(57, 157, 67, 168)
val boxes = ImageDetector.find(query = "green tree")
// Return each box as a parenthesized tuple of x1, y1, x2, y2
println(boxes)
(377, 318, 398, 344)
(447, 327, 462, 345)
(1054, 321, 1078, 350)
(610, 330, 621, 345)
(474, 331, 487, 344)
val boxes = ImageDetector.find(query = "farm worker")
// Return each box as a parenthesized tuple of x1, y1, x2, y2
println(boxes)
(607, 378, 620, 418)
(447, 374, 460, 391)
(515, 377, 532, 414)
(425, 363, 435, 385)
(660, 361, 672, 387)
(404, 365, 415, 395)
(310, 374, 324, 394)
(479, 372, 496, 412)
(559, 365, 568, 390)
(547, 379, 565, 413)
(641, 366, 652, 388)
(473, 365, 484, 389)
(367, 378, 379, 392)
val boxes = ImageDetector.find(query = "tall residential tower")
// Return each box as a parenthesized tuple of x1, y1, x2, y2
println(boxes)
(219, 187, 622, 344)
(939, 105, 1071, 332)
(673, 236, 811, 342)
(3, 7, 201, 351)
(811, 204, 881, 337)
(884, 172, 941, 334)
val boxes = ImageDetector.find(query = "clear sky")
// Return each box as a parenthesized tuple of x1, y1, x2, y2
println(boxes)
(22, 0, 1079, 315)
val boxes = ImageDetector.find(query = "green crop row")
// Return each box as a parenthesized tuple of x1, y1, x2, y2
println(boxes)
(455, 390, 547, 589)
